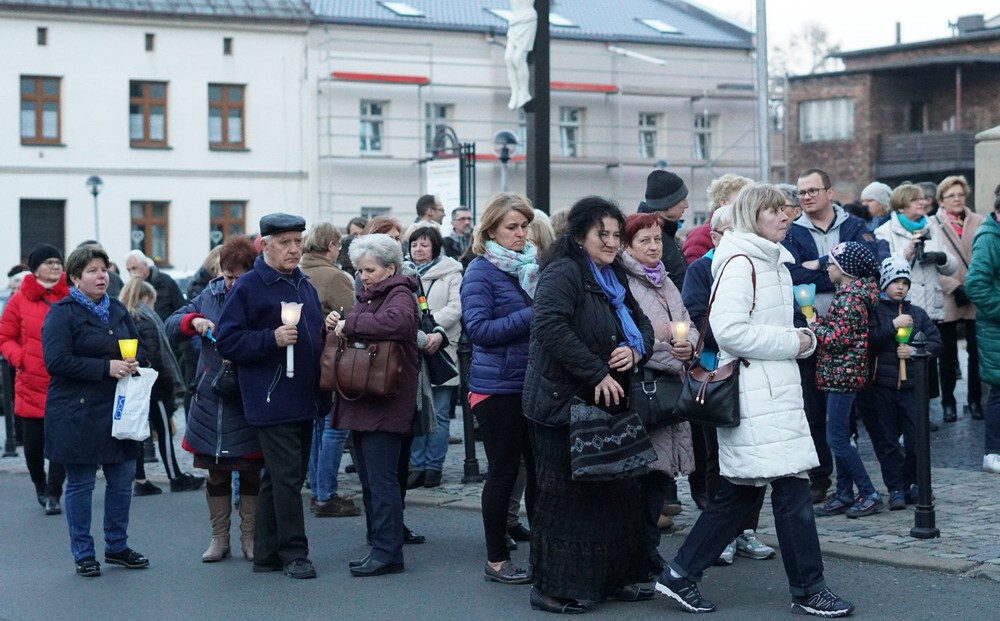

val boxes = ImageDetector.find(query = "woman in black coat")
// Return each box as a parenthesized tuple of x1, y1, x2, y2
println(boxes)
(522, 196, 655, 613)
(42, 246, 149, 578)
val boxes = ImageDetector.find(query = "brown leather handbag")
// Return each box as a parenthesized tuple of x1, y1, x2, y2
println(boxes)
(319, 332, 403, 401)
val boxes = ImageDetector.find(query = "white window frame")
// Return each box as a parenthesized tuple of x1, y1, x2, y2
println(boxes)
(798, 98, 854, 142)
(559, 106, 583, 158)
(424, 102, 453, 154)
(693, 113, 716, 160)
(360, 99, 386, 153)
(638, 112, 661, 159)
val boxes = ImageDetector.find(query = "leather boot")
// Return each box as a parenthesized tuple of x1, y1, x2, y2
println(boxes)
(202, 494, 232, 562)
(238, 494, 258, 561)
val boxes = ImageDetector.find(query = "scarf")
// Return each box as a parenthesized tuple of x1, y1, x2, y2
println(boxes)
(414, 256, 440, 277)
(942, 210, 965, 237)
(483, 240, 539, 298)
(448, 232, 471, 256)
(640, 263, 662, 286)
(69, 286, 110, 325)
(137, 303, 184, 391)
(587, 260, 645, 355)
(896, 212, 927, 234)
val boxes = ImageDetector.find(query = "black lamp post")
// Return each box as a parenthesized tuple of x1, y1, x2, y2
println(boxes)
(492, 130, 518, 192)
(86, 175, 103, 242)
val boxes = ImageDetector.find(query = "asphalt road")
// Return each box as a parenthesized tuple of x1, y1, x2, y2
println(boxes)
(2, 471, 998, 621)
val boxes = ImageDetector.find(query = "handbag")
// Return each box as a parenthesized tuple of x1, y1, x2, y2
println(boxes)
(111, 367, 159, 441)
(673, 254, 756, 429)
(320, 332, 404, 401)
(210, 360, 240, 401)
(568, 399, 657, 481)
(417, 278, 459, 385)
(630, 366, 683, 431)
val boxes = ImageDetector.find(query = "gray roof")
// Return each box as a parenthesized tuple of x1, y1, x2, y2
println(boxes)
(309, 0, 752, 49)
(0, 0, 312, 22)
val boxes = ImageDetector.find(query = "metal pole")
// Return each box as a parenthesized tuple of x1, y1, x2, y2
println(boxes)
(909, 331, 939, 539)
(755, 0, 771, 182)
(2, 358, 18, 457)
(457, 327, 483, 483)
(526, 0, 550, 213)
(92, 191, 100, 242)
(499, 145, 510, 192)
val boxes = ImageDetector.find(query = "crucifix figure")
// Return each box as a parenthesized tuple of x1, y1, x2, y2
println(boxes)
(505, 0, 537, 110)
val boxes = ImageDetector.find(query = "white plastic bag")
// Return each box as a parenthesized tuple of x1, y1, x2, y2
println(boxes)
(111, 367, 158, 441)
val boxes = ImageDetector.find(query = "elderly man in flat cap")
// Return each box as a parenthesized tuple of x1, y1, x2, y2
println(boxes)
(217, 213, 327, 579)
(637, 169, 690, 290)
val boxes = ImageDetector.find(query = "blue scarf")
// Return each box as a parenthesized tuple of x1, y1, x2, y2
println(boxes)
(588, 260, 645, 355)
(896, 212, 927, 233)
(69, 286, 110, 325)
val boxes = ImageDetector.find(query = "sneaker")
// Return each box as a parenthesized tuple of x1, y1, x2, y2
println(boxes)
(735, 529, 775, 560)
(791, 587, 855, 617)
(845, 493, 883, 518)
(983, 453, 1000, 474)
(655, 572, 717, 613)
(313, 495, 361, 517)
(133, 480, 163, 497)
(104, 548, 149, 569)
(170, 473, 206, 492)
(75, 557, 101, 577)
(714, 542, 735, 565)
(814, 494, 852, 517)
(888, 490, 905, 511)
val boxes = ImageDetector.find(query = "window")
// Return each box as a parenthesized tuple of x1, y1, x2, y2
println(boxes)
(798, 98, 854, 142)
(908, 101, 927, 133)
(131, 201, 170, 265)
(379, 1, 424, 17)
(559, 107, 582, 157)
(145, 33, 155, 51)
(693, 113, 716, 160)
(223, 37, 233, 55)
(360, 100, 385, 152)
(638, 112, 661, 158)
(37, 27, 47, 45)
(209, 84, 245, 149)
(424, 103, 452, 153)
(637, 18, 681, 34)
(209, 201, 246, 249)
(130, 81, 168, 147)
(361, 206, 391, 220)
(20, 76, 61, 145)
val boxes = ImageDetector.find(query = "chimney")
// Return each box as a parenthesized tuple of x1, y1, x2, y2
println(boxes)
(895, 21, 901, 44)
(955, 14, 985, 36)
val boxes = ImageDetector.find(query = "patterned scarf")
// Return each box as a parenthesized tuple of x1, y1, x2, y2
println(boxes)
(483, 240, 540, 298)
(588, 259, 645, 355)
(69, 286, 110, 325)
(942, 210, 965, 237)
(414, 256, 440, 277)
(640, 263, 662, 286)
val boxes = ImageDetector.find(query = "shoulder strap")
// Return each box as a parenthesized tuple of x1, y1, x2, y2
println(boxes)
(692, 254, 756, 356)
(933, 213, 970, 270)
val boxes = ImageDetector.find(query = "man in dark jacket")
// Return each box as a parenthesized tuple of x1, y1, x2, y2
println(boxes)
(123, 251, 185, 320)
(216, 213, 326, 580)
(636, 169, 688, 291)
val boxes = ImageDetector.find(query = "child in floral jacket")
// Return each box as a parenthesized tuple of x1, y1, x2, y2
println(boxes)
(809, 242, 883, 519)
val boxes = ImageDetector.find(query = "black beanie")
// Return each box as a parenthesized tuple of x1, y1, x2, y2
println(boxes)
(638, 170, 688, 213)
(27, 243, 63, 273)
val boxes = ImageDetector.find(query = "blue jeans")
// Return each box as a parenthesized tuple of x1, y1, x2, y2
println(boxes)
(63, 460, 135, 562)
(985, 385, 1000, 454)
(667, 476, 826, 597)
(857, 386, 916, 493)
(308, 416, 349, 502)
(410, 386, 454, 472)
(354, 430, 404, 564)
(826, 392, 876, 500)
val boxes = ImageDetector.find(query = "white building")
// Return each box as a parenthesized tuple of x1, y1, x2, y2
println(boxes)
(1, 0, 312, 273)
(309, 0, 758, 225)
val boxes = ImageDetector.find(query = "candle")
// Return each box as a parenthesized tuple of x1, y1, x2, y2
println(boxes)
(280, 301, 303, 379)
(895, 325, 913, 381)
(794, 284, 816, 318)
(118, 339, 138, 360)
(670, 320, 690, 343)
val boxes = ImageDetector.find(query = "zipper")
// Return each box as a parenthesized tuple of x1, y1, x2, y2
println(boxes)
(266, 364, 283, 403)
(214, 394, 224, 462)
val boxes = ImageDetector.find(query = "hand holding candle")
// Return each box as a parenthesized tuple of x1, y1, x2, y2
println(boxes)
(895, 325, 913, 381)
(794, 284, 817, 318)
(280, 302, 303, 378)
(670, 320, 690, 343)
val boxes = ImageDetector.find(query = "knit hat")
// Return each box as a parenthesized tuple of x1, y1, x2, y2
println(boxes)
(879, 256, 911, 290)
(829, 242, 877, 279)
(27, 243, 63, 273)
(638, 170, 688, 212)
(860, 181, 891, 207)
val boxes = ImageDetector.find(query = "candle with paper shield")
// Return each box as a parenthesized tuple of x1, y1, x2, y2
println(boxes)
(794, 284, 816, 318)
(896, 325, 913, 381)
(670, 320, 690, 343)
(118, 338, 138, 360)
(280, 302, 303, 378)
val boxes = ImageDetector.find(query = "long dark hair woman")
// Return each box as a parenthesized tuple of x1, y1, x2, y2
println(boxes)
(522, 196, 655, 613)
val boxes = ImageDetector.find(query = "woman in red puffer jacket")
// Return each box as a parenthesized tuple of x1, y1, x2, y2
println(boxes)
(0, 243, 70, 515)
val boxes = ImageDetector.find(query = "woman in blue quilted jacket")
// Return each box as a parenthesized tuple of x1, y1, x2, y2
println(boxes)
(460, 192, 538, 586)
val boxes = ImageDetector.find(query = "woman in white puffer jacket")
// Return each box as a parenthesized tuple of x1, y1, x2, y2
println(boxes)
(656, 183, 856, 618)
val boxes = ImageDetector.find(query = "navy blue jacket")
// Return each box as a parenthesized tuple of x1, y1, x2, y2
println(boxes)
(166, 277, 260, 459)
(782, 210, 886, 293)
(460, 257, 532, 394)
(681, 252, 719, 354)
(868, 297, 942, 390)
(42, 297, 142, 464)
(216, 256, 327, 427)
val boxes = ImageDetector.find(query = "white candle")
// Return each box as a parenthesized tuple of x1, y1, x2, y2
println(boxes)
(671, 320, 690, 342)
(281, 302, 303, 379)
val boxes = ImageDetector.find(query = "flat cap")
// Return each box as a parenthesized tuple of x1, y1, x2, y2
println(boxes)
(260, 213, 306, 237)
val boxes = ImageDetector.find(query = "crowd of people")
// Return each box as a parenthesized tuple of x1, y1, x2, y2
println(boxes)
(1, 171, 997, 618)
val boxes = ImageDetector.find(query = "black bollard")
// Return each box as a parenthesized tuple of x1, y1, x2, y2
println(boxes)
(909, 331, 939, 539)
(456, 328, 483, 483)
(2, 358, 18, 457)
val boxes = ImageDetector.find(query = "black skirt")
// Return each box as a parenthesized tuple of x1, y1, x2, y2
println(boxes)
(529, 421, 647, 601)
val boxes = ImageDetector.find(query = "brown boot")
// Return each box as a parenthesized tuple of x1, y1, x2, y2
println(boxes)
(238, 494, 257, 561)
(202, 494, 232, 562)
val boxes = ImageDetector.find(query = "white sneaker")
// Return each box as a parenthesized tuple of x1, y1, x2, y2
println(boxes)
(983, 454, 1000, 474)
(715, 542, 735, 565)
(735, 529, 776, 560)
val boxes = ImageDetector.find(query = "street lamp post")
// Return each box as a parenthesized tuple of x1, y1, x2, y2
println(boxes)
(86, 175, 103, 242)
(492, 130, 518, 192)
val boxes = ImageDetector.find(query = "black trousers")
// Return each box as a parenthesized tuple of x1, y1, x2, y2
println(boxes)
(799, 357, 832, 493)
(938, 319, 982, 407)
(19, 416, 65, 498)
(134, 399, 181, 481)
(255, 420, 313, 566)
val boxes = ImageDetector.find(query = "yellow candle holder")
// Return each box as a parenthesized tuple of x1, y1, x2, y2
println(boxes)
(118, 338, 138, 360)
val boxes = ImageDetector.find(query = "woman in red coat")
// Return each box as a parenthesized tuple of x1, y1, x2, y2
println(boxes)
(0, 244, 69, 515)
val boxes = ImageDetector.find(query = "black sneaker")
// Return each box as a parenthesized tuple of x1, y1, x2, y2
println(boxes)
(791, 587, 855, 617)
(76, 557, 101, 577)
(105, 548, 149, 569)
(132, 480, 163, 496)
(655, 573, 716, 613)
(170, 473, 206, 492)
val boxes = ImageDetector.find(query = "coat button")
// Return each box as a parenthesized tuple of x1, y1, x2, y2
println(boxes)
(79, 398, 85, 404)
(108, 329, 114, 335)
(552, 391, 559, 397)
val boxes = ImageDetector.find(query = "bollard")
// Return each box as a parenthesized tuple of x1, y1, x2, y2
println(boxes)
(909, 331, 939, 539)
(456, 328, 483, 483)
(2, 357, 18, 457)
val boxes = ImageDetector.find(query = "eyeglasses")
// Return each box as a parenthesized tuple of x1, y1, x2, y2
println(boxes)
(41, 259, 63, 268)
(796, 187, 830, 198)
(942, 193, 965, 201)
(783, 203, 797, 209)
(453, 216, 472, 222)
